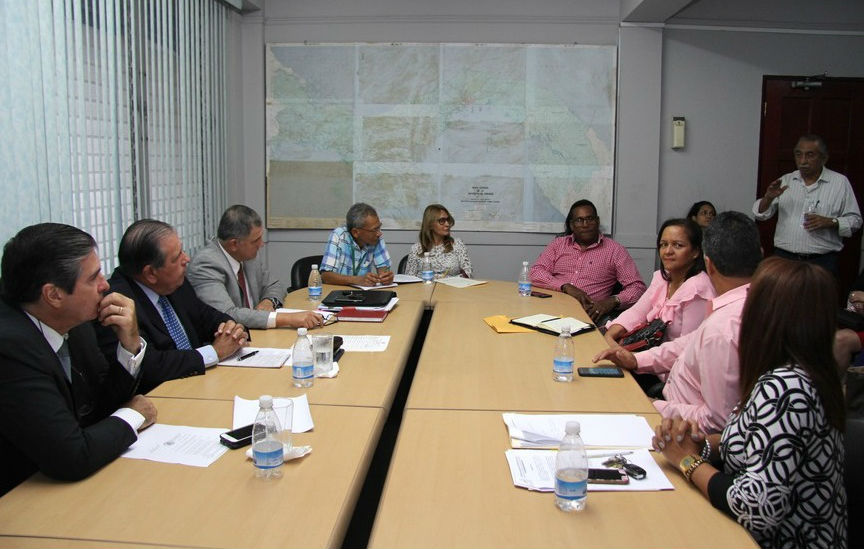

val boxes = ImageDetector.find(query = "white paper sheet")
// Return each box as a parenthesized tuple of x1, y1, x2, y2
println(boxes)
(434, 277, 487, 288)
(393, 274, 422, 284)
(218, 347, 291, 368)
(335, 335, 390, 352)
(505, 448, 674, 492)
(349, 282, 398, 290)
(232, 394, 314, 432)
(502, 413, 655, 449)
(122, 424, 229, 467)
(277, 308, 337, 325)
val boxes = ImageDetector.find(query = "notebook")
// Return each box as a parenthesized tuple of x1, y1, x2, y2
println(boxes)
(321, 289, 396, 308)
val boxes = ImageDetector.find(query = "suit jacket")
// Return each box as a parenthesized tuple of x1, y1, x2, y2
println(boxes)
(100, 269, 233, 393)
(187, 239, 283, 329)
(0, 298, 139, 496)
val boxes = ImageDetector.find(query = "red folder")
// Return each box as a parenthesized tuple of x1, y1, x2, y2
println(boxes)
(335, 307, 389, 322)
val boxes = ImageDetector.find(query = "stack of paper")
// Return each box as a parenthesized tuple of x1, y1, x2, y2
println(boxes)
(503, 413, 655, 449)
(505, 448, 674, 492)
(435, 277, 487, 288)
(218, 347, 291, 368)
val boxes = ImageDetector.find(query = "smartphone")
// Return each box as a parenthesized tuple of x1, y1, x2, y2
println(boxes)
(530, 291, 552, 298)
(333, 336, 343, 353)
(219, 424, 253, 449)
(578, 367, 624, 378)
(588, 468, 629, 484)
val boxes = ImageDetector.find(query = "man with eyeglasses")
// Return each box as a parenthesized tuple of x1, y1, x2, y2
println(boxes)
(530, 199, 646, 323)
(753, 134, 861, 274)
(320, 203, 394, 287)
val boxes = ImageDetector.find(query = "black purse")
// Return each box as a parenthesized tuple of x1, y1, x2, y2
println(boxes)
(618, 318, 669, 352)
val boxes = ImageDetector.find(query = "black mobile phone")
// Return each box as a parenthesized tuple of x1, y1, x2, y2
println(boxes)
(530, 291, 552, 298)
(578, 367, 624, 378)
(333, 336, 343, 353)
(588, 468, 629, 484)
(219, 424, 253, 449)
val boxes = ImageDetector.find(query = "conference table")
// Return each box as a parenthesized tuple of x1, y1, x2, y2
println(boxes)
(0, 279, 756, 548)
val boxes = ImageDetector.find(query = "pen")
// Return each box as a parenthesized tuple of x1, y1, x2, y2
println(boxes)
(586, 450, 635, 460)
(237, 350, 259, 361)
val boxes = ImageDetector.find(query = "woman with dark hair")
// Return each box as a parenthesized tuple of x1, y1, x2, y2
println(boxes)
(604, 218, 714, 349)
(653, 257, 846, 549)
(687, 201, 716, 229)
(405, 204, 472, 278)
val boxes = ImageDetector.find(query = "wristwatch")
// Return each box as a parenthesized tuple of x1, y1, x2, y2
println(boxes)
(832, 218, 839, 228)
(612, 295, 621, 308)
(266, 297, 282, 309)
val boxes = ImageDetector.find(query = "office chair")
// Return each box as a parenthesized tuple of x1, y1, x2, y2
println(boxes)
(397, 254, 409, 274)
(290, 255, 323, 292)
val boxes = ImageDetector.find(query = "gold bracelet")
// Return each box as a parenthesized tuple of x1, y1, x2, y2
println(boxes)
(683, 456, 707, 483)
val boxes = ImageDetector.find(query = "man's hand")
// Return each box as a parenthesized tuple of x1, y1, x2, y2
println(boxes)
(361, 268, 394, 286)
(212, 320, 247, 360)
(124, 394, 158, 430)
(376, 268, 394, 285)
(280, 311, 324, 329)
(758, 178, 788, 212)
(585, 296, 616, 323)
(98, 292, 141, 354)
(592, 346, 637, 371)
(561, 284, 592, 309)
(255, 299, 275, 312)
(802, 213, 836, 232)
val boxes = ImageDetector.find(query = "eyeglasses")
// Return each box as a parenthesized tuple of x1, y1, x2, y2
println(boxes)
(570, 215, 598, 225)
(356, 225, 383, 235)
(436, 217, 454, 226)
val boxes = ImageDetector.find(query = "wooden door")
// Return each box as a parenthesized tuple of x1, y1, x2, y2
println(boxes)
(757, 76, 864, 297)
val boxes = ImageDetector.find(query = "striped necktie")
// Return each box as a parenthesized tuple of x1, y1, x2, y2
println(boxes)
(57, 338, 72, 381)
(157, 295, 192, 350)
(237, 265, 250, 308)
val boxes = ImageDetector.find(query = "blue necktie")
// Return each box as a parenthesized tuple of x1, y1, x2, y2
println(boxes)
(157, 295, 192, 350)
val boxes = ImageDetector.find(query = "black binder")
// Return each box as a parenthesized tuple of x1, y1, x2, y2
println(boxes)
(321, 290, 396, 308)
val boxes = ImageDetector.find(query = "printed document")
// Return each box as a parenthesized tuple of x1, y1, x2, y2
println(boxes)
(505, 448, 674, 492)
(218, 347, 291, 368)
(435, 277, 487, 288)
(503, 413, 655, 449)
(122, 425, 228, 467)
(335, 335, 390, 352)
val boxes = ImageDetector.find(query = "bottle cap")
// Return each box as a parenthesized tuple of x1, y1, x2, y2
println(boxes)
(522, 260, 528, 266)
(298, 328, 308, 336)
(560, 324, 571, 334)
(565, 421, 580, 435)
(259, 394, 273, 408)
(311, 264, 318, 270)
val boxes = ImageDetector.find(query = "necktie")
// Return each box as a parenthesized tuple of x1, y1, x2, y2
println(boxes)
(237, 265, 250, 308)
(157, 295, 192, 350)
(57, 338, 72, 381)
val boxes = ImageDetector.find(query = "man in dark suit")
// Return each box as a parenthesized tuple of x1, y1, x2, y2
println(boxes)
(100, 219, 248, 393)
(0, 223, 157, 496)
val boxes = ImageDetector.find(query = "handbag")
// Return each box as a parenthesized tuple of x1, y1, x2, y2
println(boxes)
(618, 318, 669, 352)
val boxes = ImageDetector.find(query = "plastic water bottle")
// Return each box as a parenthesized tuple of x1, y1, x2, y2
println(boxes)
(292, 328, 314, 388)
(518, 261, 531, 296)
(553, 325, 574, 382)
(252, 395, 283, 480)
(555, 421, 588, 512)
(421, 252, 434, 284)
(308, 264, 322, 302)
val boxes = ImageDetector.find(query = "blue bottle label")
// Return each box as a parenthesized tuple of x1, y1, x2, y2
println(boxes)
(293, 363, 314, 380)
(555, 477, 587, 500)
(553, 358, 574, 374)
(253, 441, 283, 469)
(421, 270, 434, 281)
(518, 282, 531, 293)
(308, 286, 322, 298)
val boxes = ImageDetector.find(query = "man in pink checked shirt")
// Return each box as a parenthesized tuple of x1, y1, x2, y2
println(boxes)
(593, 211, 763, 434)
(530, 199, 646, 323)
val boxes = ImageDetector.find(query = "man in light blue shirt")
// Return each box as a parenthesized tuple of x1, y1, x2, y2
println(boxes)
(321, 203, 394, 286)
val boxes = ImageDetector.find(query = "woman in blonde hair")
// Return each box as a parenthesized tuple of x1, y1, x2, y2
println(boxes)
(405, 204, 472, 278)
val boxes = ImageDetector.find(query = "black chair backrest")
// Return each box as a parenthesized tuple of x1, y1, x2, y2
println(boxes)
(290, 255, 323, 291)
(397, 254, 409, 274)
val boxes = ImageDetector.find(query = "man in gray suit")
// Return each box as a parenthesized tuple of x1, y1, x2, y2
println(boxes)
(187, 205, 323, 330)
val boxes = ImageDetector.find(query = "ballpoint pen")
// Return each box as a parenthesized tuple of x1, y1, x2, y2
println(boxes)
(237, 350, 259, 361)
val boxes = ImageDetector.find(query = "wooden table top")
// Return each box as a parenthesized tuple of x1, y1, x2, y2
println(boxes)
(368, 409, 757, 549)
(0, 398, 385, 549)
(406, 301, 656, 414)
(149, 300, 424, 410)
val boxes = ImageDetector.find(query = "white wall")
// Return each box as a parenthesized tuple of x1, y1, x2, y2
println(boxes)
(230, 1, 864, 288)
(658, 29, 864, 221)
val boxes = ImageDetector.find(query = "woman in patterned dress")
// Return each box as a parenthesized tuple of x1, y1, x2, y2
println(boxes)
(652, 257, 846, 549)
(405, 204, 472, 278)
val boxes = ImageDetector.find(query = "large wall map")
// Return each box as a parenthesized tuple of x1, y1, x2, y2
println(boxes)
(266, 43, 616, 232)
